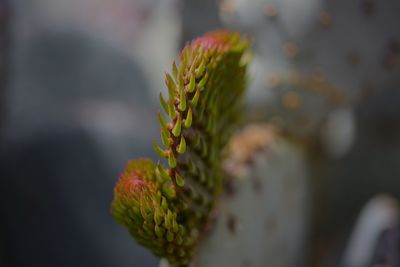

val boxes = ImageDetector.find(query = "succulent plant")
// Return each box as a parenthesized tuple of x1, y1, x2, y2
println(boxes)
(111, 30, 250, 265)
(217, 2, 400, 265)
(192, 124, 310, 267)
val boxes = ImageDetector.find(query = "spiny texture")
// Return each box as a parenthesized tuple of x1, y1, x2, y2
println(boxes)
(112, 159, 194, 260)
(112, 30, 250, 265)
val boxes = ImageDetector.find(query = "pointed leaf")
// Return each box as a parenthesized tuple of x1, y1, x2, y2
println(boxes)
(195, 59, 205, 78)
(156, 163, 170, 181)
(187, 73, 196, 93)
(172, 116, 182, 137)
(184, 108, 192, 128)
(159, 93, 169, 114)
(175, 172, 185, 187)
(172, 61, 178, 80)
(168, 152, 176, 168)
(198, 71, 208, 90)
(177, 135, 186, 154)
(179, 88, 187, 111)
(168, 101, 177, 119)
(161, 128, 170, 147)
(191, 88, 200, 108)
(154, 143, 167, 158)
(158, 112, 168, 129)
(165, 73, 176, 98)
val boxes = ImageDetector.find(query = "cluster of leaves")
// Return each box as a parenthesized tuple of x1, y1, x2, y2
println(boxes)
(112, 30, 250, 265)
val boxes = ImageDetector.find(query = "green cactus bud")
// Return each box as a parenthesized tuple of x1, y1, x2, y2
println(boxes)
(161, 183, 176, 199)
(175, 172, 185, 187)
(187, 73, 196, 93)
(172, 115, 182, 137)
(168, 100, 177, 120)
(168, 152, 177, 168)
(155, 224, 165, 238)
(195, 59, 206, 78)
(179, 88, 187, 111)
(154, 143, 167, 158)
(161, 128, 170, 147)
(158, 112, 168, 129)
(154, 209, 163, 225)
(165, 73, 177, 98)
(172, 61, 178, 80)
(156, 163, 170, 182)
(177, 135, 186, 154)
(159, 92, 169, 114)
(184, 108, 193, 129)
(198, 71, 208, 90)
(191, 88, 200, 108)
(161, 196, 168, 210)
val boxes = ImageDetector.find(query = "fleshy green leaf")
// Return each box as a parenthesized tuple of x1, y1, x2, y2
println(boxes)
(177, 135, 186, 154)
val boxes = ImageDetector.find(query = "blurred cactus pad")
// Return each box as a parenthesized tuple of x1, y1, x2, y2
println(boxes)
(111, 30, 250, 265)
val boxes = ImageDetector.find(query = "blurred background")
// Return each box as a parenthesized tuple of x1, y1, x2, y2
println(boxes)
(0, 0, 399, 266)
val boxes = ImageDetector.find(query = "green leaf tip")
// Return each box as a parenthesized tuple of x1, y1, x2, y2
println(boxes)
(154, 143, 167, 158)
(187, 73, 196, 93)
(177, 135, 186, 154)
(175, 172, 185, 187)
(179, 88, 187, 111)
(184, 108, 193, 128)
(172, 115, 182, 137)
(168, 152, 177, 168)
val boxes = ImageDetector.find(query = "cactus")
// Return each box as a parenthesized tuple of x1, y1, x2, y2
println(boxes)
(111, 30, 250, 266)
(192, 124, 309, 267)
(217, 0, 399, 150)
(217, 1, 400, 265)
